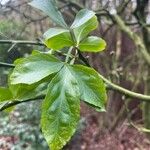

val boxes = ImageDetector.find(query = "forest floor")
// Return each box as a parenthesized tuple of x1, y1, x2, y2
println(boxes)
(66, 103, 150, 150)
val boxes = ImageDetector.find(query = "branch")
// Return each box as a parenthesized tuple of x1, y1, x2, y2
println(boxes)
(96, 9, 150, 65)
(117, 0, 131, 14)
(112, 14, 150, 66)
(0, 62, 15, 68)
(99, 74, 150, 101)
(1, 78, 150, 111)
(1, 40, 150, 101)
(78, 52, 150, 101)
(0, 95, 45, 111)
(0, 40, 45, 46)
(60, 0, 83, 10)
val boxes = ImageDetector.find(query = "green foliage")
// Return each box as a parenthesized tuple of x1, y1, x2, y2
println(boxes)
(8, 52, 106, 150)
(0, 0, 107, 150)
(39, 5, 104, 51)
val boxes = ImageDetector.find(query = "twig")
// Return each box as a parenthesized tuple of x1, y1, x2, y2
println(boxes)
(99, 74, 150, 101)
(0, 95, 45, 111)
(112, 14, 150, 66)
(0, 62, 15, 68)
(117, 0, 131, 14)
(0, 40, 45, 46)
(77, 51, 150, 101)
(7, 43, 17, 52)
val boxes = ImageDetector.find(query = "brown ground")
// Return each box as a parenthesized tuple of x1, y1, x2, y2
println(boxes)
(66, 103, 150, 150)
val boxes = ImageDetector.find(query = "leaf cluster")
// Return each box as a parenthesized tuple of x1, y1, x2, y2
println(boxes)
(0, 0, 107, 150)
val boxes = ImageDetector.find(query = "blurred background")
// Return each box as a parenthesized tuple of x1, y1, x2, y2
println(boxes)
(0, 0, 150, 149)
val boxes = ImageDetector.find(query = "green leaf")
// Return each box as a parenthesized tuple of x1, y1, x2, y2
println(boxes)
(70, 65, 107, 110)
(10, 53, 63, 85)
(71, 9, 98, 44)
(79, 36, 106, 52)
(29, 0, 67, 28)
(41, 65, 80, 150)
(43, 28, 74, 50)
(0, 87, 12, 102)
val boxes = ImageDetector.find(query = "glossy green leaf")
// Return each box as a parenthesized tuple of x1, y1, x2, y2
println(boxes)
(41, 65, 80, 150)
(0, 87, 12, 102)
(70, 65, 107, 110)
(29, 0, 67, 28)
(79, 36, 106, 52)
(10, 53, 63, 85)
(43, 28, 73, 50)
(71, 9, 98, 44)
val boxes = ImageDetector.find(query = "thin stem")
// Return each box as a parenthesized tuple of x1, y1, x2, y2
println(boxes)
(0, 95, 45, 111)
(69, 29, 76, 44)
(65, 47, 73, 63)
(76, 48, 90, 67)
(112, 14, 150, 66)
(70, 49, 78, 65)
(0, 40, 45, 46)
(99, 74, 150, 101)
(0, 62, 15, 68)
(7, 43, 17, 52)
(0, 40, 150, 101)
(78, 51, 150, 101)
